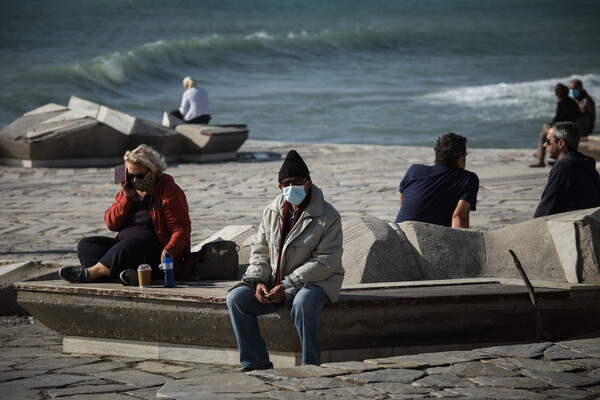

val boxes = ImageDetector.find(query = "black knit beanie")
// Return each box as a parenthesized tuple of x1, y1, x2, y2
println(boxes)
(278, 150, 311, 183)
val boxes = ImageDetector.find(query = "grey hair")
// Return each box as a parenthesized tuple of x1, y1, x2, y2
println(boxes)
(183, 76, 196, 90)
(550, 121, 580, 152)
(124, 144, 167, 174)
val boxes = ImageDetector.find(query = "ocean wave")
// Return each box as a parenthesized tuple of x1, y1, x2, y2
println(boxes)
(2, 27, 416, 93)
(422, 73, 600, 120)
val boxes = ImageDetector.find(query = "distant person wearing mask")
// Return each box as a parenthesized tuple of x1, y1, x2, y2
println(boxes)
(530, 83, 580, 167)
(534, 122, 600, 217)
(569, 79, 596, 138)
(395, 132, 479, 229)
(169, 76, 211, 125)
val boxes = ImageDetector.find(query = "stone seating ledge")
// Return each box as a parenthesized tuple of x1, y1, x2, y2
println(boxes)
(15, 278, 600, 367)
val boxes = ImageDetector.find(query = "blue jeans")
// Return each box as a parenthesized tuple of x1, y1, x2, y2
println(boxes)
(226, 284, 330, 368)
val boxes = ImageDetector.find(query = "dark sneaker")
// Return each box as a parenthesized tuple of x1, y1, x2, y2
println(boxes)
(58, 265, 92, 283)
(119, 269, 139, 286)
(241, 362, 273, 373)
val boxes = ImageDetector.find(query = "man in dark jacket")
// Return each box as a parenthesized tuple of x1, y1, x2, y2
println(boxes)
(534, 122, 600, 217)
(569, 79, 596, 137)
(530, 83, 580, 167)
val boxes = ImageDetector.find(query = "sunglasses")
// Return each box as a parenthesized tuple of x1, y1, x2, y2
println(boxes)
(126, 169, 150, 180)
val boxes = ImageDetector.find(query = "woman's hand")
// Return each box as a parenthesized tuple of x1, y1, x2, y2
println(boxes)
(121, 181, 136, 198)
(161, 250, 171, 262)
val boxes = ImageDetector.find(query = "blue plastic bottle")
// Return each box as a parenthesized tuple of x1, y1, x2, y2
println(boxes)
(161, 254, 175, 288)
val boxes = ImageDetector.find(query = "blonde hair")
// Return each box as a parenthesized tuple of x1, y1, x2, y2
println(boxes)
(124, 144, 167, 174)
(183, 76, 196, 90)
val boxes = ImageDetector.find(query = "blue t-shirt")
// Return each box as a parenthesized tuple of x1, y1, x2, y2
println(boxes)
(395, 164, 479, 227)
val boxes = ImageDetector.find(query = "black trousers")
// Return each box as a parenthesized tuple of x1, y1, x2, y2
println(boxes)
(169, 109, 211, 124)
(77, 236, 162, 281)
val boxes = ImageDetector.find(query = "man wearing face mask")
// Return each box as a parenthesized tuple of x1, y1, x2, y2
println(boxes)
(569, 79, 596, 138)
(226, 150, 344, 371)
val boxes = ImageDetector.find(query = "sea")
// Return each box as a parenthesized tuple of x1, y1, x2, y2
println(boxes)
(0, 0, 598, 149)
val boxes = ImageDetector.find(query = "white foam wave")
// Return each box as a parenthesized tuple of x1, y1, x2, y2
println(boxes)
(245, 31, 274, 40)
(422, 74, 600, 121)
(425, 74, 599, 107)
(287, 30, 309, 39)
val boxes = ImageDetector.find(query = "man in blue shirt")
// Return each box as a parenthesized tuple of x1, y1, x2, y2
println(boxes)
(395, 133, 479, 228)
(534, 122, 600, 217)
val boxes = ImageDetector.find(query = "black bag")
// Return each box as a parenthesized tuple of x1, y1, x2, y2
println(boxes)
(181, 240, 239, 281)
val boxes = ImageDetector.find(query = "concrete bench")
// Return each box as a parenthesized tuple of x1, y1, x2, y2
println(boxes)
(15, 278, 600, 367)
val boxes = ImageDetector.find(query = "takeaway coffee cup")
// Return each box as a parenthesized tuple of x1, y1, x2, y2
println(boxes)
(137, 264, 152, 288)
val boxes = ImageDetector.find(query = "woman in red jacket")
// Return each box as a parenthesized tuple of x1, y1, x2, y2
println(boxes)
(59, 144, 191, 284)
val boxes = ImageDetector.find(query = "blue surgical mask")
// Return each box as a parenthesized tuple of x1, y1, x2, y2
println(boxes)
(569, 89, 580, 99)
(282, 185, 306, 205)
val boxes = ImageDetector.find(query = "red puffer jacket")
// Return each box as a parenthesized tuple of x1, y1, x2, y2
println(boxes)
(104, 173, 191, 277)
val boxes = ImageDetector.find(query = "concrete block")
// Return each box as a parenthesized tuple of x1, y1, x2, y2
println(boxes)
(394, 208, 600, 284)
(67, 96, 101, 119)
(0, 260, 59, 315)
(23, 103, 68, 117)
(97, 105, 137, 135)
(1, 98, 248, 167)
(162, 111, 183, 127)
(399, 221, 486, 280)
(41, 110, 92, 124)
(175, 124, 248, 159)
(342, 216, 422, 284)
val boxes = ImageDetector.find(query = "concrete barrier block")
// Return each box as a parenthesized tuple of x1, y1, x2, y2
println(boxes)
(67, 96, 101, 119)
(97, 105, 136, 135)
(484, 219, 564, 282)
(23, 103, 68, 117)
(342, 216, 422, 284)
(0, 260, 58, 315)
(41, 110, 92, 124)
(399, 221, 486, 280)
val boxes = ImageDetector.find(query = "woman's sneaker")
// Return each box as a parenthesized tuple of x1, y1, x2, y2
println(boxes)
(119, 269, 139, 286)
(58, 266, 92, 283)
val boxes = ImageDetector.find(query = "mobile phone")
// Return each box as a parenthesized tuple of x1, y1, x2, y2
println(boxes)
(114, 164, 126, 184)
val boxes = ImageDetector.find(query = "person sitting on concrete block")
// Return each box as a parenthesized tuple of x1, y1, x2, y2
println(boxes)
(534, 122, 600, 217)
(168, 76, 211, 126)
(59, 144, 191, 283)
(530, 83, 581, 168)
(226, 150, 344, 371)
(395, 132, 479, 229)
(569, 79, 596, 138)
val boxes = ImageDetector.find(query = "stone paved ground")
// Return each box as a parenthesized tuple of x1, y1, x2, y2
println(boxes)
(0, 140, 547, 265)
(2, 317, 600, 399)
(2, 140, 590, 399)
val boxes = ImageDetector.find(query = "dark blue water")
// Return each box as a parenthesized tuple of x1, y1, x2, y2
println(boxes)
(1, 0, 598, 148)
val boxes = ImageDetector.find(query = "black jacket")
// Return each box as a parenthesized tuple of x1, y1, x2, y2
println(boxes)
(534, 151, 600, 217)
(552, 97, 580, 124)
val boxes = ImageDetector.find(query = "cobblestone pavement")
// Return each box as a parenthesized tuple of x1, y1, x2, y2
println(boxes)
(0, 140, 547, 265)
(2, 140, 581, 399)
(2, 317, 600, 399)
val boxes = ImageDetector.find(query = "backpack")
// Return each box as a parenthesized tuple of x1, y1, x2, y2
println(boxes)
(181, 240, 239, 281)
